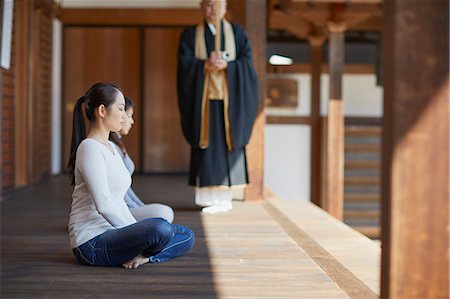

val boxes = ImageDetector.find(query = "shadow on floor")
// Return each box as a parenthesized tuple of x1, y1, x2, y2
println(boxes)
(1, 174, 217, 298)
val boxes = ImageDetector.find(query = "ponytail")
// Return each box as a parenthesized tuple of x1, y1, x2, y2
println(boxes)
(66, 82, 122, 186)
(67, 96, 87, 186)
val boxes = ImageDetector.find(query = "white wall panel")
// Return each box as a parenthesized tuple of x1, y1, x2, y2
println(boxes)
(320, 74, 383, 116)
(265, 125, 311, 201)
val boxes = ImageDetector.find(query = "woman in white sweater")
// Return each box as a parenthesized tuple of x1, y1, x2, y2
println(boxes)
(109, 96, 174, 222)
(67, 83, 194, 269)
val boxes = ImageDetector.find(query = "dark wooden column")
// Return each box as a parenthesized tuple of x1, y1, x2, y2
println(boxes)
(324, 21, 345, 220)
(307, 32, 326, 207)
(228, 0, 266, 201)
(381, 1, 449, 298)
(14, 0, 32, 187)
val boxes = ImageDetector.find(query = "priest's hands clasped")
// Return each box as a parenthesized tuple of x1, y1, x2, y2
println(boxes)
(205, 50, 228, 72)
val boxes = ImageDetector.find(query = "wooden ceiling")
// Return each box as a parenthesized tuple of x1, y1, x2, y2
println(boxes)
(269, 0, 383, 39)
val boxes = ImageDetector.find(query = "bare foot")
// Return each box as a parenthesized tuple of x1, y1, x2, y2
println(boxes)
(122, 254, 149, 269)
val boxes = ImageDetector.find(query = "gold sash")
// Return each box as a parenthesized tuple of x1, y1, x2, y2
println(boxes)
(195, 20, 236, 151)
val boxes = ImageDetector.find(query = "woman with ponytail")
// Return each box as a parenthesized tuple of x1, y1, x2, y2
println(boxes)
(109, 96, 175, 223)
(68, 83, 194, 269)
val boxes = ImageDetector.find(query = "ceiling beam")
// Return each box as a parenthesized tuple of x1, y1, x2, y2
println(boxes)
(291, 0, 381, 3)
(269, 1, 383, 34)
(61, 8, 202, 25)
(269, 10, 312, 39)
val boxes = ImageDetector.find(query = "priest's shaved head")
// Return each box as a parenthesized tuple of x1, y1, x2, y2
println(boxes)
(201, 0, 227, 24)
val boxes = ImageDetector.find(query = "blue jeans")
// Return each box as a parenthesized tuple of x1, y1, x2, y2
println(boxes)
(72, 218, 195, 266)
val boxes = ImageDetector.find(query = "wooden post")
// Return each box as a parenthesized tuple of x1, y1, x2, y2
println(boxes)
(228, 0, 266, 201)
(381, 1, 449, 298)
(307, 32, 325, 207)
(14, 0, 32, 187)
(324, 21, 345, 220)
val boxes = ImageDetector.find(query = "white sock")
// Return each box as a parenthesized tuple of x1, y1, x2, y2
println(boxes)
(202, 205, 230, 214)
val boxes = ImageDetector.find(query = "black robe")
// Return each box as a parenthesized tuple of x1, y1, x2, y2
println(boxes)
(177, 21, 259, 187)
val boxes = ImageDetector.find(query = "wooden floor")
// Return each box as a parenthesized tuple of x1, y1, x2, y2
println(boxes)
(1, 175, 380, 298)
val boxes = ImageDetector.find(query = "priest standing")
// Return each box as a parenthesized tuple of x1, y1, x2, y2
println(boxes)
(177, 0, 259, 214)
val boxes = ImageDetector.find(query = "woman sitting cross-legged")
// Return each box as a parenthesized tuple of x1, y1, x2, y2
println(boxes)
(110, 96, 174, 223)
(67, 82, 194, 269)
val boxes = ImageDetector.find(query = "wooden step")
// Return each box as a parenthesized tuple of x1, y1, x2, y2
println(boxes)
(345, 176, 380, 186)
(345, 160, 380, 170)
(345, 193, 380, 203)
(344, 210, 380, 220)
(353, 225, 380, 239)
(345, 126, 382, 137)
(345, 143, 381, 153)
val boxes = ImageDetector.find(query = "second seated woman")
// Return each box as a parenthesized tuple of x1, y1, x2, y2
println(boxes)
(110, 96, 174, 223)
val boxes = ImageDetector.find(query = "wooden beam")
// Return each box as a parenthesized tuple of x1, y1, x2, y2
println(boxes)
(347, 15, 382, 31)
(14, 0, 32, 187)
(61, 8, 202, 26)
(228, 0, 267, 201)
(289, 4, 331, 28)
(269, 10, 312, 39)
(324, 21, 345, 220)
(270, 2, 383, 32)
(266, 116, 314, 125)
(292, 0, 381, 4)
(308, 33, 326, 207)
(268, 63, 376, 74)
(30, 6, 41, 181)
(381, 1, 449, 298)
(343, 4, 383, 29)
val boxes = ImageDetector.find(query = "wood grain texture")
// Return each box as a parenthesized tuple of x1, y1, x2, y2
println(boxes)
(265, 195, 380, 298)
(227, 0, 267, 201)
(267, 63, 376, 75)
(12, 0, 31, 189)
(1, 175, 379, 298)
(31, 6, 53, 181)
(308, 34, 325, 207)
(63, 27, 142, 170)
(4, 1, 54, 192)
(324, 24, 345, 220)
(61, 8, 202, 26)
(270, 1, 382, 39)
(142, 28, 190, 172)
(381, 1, 449, 298)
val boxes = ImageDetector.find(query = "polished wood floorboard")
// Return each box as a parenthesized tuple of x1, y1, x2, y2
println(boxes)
(1, 175, 379, 298)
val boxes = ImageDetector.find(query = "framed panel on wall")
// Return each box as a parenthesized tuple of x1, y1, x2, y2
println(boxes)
(266, 73, 311, 117)
(267, 77, 298, 108)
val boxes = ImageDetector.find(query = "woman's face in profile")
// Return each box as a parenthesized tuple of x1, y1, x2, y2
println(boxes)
(119, 107, 134, 135)
(103, 92, 126, 133)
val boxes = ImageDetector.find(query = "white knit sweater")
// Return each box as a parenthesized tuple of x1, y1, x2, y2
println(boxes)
(68, 139, 137, 248)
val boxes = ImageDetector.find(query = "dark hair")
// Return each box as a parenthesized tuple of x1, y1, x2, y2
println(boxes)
(109, 96, 135, 156)
(67, 82, 121, 186)
(124, 95, 135, 111)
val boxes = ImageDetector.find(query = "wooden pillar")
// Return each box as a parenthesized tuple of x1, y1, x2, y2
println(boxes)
(14, 0, 32, 187)
(228, 0, 266, 201)
(324, 21, 345, 219)
(307, 32, 325, 207)
(381, 1, 449, 298)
